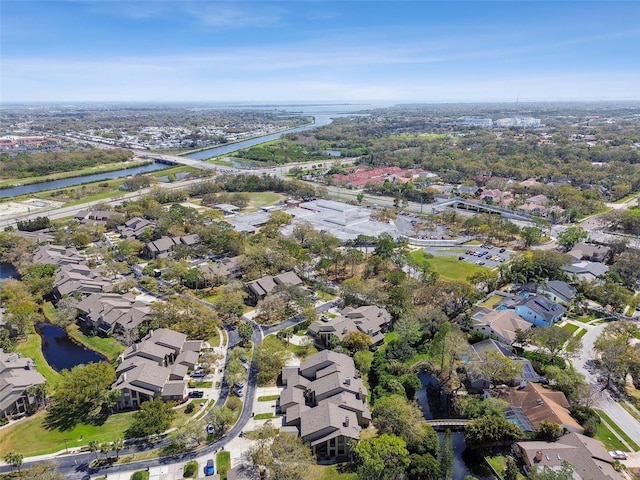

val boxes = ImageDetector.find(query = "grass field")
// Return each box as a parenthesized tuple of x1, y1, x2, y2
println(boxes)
(0, 410, 134, 457)
(594, 417, 628, 452)
(253, 413, 277, 420)
(561, 323, 580, 335)
(258, 395, 280, 402)
(14, 333, 60, 388)
(407, 250, 488, 281)
(315, 465, 357, 480)
(216, 451, 231, 480)
(478, 293, 505, 309)
(575, 329, 588, 340)
(596, 409, 640, 450)
(245, 192, 286, 212)
(485, 455, 526, 480)
(65, 324, 124, 361)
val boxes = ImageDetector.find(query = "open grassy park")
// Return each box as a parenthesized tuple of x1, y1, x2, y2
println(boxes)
(407, 250, 489, 281)
(0, 410, 135, 457)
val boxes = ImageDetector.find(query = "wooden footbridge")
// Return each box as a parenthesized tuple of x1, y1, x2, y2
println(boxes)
(426, 419, 470, 431)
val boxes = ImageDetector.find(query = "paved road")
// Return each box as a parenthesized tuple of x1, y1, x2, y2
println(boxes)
(572, 322, 640, 447)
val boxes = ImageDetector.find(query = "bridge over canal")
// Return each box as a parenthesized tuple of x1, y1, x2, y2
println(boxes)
(426, 419, 470, 431)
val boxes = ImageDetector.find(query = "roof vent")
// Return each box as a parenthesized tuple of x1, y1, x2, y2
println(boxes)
(536, 399, 544, 406)
(344, 416, 349, 427)
(535, 451, 543, 461)
(344, 377, 351, 386)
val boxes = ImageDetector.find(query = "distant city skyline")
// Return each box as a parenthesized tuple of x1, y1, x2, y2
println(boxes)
(2, 1, 639, 103)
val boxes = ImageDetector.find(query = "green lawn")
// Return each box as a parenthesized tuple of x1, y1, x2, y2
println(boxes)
(561, 323, 580, 335)
(66, 324, 124, 361)
(478, 293, 505, 309)
(258, 395, 280, 402)
(207, 330, 220, 348)
(407, 250, 489, 281)
(594, 418, 628, 452)
(575, 329, 588, 340)
(14, 333, 60, 388)
(486, 455, 526, 480)
(315, 465, 357, 480)
(0, 410, 135, 457)
(244, 192, 286, 212)
(596, 409, 640, 451)
(253, 413, 276, 420)
(216, 450, 231, 480)
(384, 331, 400, 344)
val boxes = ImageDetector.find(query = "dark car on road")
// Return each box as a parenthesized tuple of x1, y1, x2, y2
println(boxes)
(188, 390, 204, 398)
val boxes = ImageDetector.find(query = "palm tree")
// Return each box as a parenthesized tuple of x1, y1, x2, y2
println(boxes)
(112, 437, 125, 460)
(88, 440, 100, 460)
(100, 442, 111, 459)
(4, 451, 23, 472)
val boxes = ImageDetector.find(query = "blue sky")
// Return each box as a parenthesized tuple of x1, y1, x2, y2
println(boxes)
(2, 1, 639, 103)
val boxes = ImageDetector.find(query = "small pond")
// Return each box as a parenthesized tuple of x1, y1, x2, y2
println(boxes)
(0, 262, 18, 280)
(417, 371, 493, 480)
(37, 322, 106, 371)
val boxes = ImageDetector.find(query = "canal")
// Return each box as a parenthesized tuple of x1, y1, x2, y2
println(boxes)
(36, 323, 106, 372)
(0, 162, 168, 199)
(183, 114, 336, 160)
(417, 372, 493, 480)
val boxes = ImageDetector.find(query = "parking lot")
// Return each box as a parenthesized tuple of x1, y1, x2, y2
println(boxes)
(426, 244, 516, 269)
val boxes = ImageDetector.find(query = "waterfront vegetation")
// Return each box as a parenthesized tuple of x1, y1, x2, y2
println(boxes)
(65, 324, 124, 361)
(0, 148, 134, 179)
(0, 160, 151, 189)
(14, 333, 60, 388)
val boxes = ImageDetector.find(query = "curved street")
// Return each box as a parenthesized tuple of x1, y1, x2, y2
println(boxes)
(571, 321, 640, 446)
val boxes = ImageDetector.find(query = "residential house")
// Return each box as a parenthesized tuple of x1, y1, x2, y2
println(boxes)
(52, 263, 112, 301)
(279, 350, 371, 460)
(515, 433, 622, 480)
(561, 261, 609, 283)
(0, 349, 46, 419)
(456, 185, 482, 197)
(308, 305, 392, 348)
(246, 271, 303, 301)
(33, 244, 84, 266)
(76, 293, 152, 337)
(538, 281, 576, 306)
(463, 339, 538, 393)
(117, 217, 155, 240)
(568, 243, 611, 263)
(526, 194, 549, 205)
(471, 309, 532, 345)
(74, 209, 118, 224)
(197, 256, 244, 280)
(112, 328, 201, 410)
(519, 178, 541, 189)
(143, 234, 201, 259)
(514, 296, 566, 327)
(488, 381, 583, 433)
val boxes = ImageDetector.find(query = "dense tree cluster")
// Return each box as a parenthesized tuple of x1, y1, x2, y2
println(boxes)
(0, 148, 133, 178)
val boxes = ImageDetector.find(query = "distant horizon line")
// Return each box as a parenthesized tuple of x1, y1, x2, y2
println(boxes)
(3, 98, 640, 107)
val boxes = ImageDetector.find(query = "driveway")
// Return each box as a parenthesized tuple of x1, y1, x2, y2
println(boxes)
(573, 322, 640, 447)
